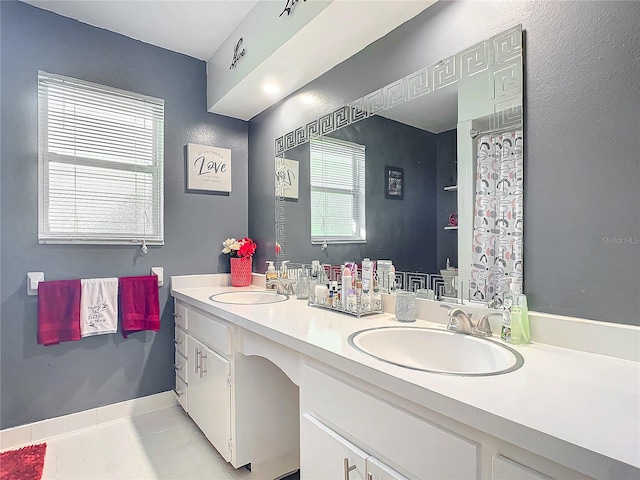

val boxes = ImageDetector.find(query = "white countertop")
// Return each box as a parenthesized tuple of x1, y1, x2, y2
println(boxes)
(171, 278, 640, 477)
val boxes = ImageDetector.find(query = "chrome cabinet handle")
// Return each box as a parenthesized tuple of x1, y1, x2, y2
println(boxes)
(172, 313, 183, 318)
(173, 363, 182, 371)
(195, 347, 201, 374)
(343, 458, 357, 480)
(173, 388, 184, 397)
(174, 338, 182, 345)
(200, 352, 208, 377)
(367, 474, 373, 480)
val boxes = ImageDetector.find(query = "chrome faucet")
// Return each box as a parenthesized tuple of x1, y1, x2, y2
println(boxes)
(445, 307, 475, 335)
(266, 278, 295, 295)
(442, 305, 499, 337)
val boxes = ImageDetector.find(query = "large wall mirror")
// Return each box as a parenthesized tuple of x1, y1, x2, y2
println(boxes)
(275, 25, 523, 304)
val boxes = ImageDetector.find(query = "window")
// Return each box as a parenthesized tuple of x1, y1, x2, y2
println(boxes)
(38, 72, 164, 245)
(309, 136, 366, 244)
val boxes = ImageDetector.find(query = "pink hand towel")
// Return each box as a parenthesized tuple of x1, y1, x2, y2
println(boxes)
(119, 276, 160, 338)
(37, 279, 82, 346)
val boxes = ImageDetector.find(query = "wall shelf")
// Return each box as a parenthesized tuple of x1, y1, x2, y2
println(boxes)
(443, 185, 458, 191)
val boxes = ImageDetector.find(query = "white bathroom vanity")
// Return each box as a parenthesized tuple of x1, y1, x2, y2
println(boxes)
(171, 274, 639, 480)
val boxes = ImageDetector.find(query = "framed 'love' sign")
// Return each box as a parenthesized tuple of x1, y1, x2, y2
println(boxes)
(187, 144, 232, 192)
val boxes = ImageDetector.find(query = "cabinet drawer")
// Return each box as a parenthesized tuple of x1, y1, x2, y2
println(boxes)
(174, 374, 188, 413)
(301, 365, 478, 480)
(493, 455, 553, 480)
(174, 301, 187, 330)
(174, 326, 188, 358)
(174, 350, 188, 383)
(187, 307, 230, 355)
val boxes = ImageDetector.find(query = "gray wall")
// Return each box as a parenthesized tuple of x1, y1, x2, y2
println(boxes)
(248, 0, 640, 325)
(0, 1, 248, 428)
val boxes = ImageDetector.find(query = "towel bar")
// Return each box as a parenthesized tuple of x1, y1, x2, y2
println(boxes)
(27, 267, 164, 296)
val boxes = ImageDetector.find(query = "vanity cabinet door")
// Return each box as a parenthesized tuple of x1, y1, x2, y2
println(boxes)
(366, 457, 409, 480)
(302, 365, 478, 480)
(188, 336, 232, 463)
(301, 413, 367, 480)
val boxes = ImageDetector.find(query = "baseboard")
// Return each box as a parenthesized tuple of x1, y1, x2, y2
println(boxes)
(0, 391, 176, 451)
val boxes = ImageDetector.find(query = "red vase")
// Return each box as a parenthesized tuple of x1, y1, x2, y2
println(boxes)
(230, 257, 252, 287)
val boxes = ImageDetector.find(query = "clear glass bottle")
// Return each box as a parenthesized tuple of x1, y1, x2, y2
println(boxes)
(501, 285, 514, 342)
(346, 290, 356, 312)
(295, 268, 310, 300)
(308, 277, 318, 303)
(372, 278, 382, 311)
(377, 260, 392, 294)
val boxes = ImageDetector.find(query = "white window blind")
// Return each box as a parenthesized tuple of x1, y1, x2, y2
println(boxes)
(310, 136, 366, 244)
(38, 71, 164, 245)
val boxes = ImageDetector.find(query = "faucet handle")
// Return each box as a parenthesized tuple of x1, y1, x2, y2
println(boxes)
(487, 297, 503, 309)
(474, 313, 501, 337)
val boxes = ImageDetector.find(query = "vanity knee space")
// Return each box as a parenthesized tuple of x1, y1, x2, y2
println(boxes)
(173, 299, 299, 479)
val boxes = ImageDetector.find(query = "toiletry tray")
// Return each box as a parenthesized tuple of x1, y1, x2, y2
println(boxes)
(307, 297, 383, 318)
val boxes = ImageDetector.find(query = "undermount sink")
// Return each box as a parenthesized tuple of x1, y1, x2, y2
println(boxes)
(348, 326, 524, 376)
(209, 291, 289, 305)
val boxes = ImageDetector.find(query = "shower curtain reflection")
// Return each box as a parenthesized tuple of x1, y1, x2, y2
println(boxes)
(470, 130, 524, 303)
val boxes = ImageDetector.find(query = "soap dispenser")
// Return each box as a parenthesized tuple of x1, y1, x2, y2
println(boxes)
(265, 261, 277, 281)
(280, 260, 289, 279)
(509, 280, 530, 344)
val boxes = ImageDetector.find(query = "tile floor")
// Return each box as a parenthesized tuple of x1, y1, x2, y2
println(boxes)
(37, 406, 299, 480)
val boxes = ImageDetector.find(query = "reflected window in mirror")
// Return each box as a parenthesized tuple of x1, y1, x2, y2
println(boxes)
(310, 136, 366, 244)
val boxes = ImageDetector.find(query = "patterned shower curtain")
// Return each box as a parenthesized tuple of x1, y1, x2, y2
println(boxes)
(470, 130, 524, 303)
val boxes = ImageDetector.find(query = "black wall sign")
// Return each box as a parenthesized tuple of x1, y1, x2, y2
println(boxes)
(279, 0, 307, 17)
(229, 38, 246, 70)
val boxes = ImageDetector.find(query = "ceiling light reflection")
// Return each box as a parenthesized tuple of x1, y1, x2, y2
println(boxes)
(262, 83, 280, 94)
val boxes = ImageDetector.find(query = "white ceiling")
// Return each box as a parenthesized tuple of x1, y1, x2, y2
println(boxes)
(380, 86, 458, 134)
(21, 0, 260, 61)
(20, 0, 443, 124)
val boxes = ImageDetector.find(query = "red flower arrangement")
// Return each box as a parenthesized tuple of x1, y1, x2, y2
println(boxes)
(222, 237, 257, 258)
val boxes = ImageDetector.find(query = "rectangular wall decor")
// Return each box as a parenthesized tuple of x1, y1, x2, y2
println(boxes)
(385, 165, 404, 200)
(187, 144, 232, 192)
(275, 158, 299, 200)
